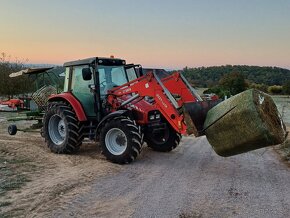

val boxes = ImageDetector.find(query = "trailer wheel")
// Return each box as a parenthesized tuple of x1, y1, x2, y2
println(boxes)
(145, 124, 181, 152)
(43, 102, 84, 154)
(100, 116, 142, 164)
(8, 124, 17, 135)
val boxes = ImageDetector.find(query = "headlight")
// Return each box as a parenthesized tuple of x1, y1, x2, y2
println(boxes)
(149, 115, 155, 120)
(148, 110, 161, 121)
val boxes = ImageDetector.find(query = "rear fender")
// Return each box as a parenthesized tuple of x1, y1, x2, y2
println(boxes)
(48, 93, 87, 121)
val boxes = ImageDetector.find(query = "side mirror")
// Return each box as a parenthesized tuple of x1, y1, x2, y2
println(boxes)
(82, 68, 92, 81)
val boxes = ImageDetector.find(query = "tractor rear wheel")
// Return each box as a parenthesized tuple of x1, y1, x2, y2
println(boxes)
(145, 124, 181, 152)
(43, 102, 84, 154)
(100, 116, 142, 164)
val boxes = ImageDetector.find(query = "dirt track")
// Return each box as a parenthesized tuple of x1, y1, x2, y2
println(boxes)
(43, 137, 289, 218)
(1, 115, 290, 217)
(0, 117, 121, 217)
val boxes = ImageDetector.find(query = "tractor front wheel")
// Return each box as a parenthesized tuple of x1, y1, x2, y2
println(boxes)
(145, 124, 181, 152)
(43, 102, 83, 154)
(100, 117, 142, 164)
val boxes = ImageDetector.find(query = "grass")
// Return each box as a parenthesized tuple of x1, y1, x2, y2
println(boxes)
(0, 208, 25, 218)
(272, 95, 290, 124)
(0, 156, 33, 196)
(277, 138, 290, 162)
(0, 152, 39, 217)
(271, 96, 290, 163)
(0, 153, 39, 217)
(0, 111, 27, 121)
(0, 201, 12, 207)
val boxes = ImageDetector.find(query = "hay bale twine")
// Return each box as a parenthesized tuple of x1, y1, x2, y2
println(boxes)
(204, 89, 286, 157)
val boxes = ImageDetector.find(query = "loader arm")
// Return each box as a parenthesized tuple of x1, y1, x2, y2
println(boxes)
(160, 71, 203, 104)
(107, 71, 197, 135)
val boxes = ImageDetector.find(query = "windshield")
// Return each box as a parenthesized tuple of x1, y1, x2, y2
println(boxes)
(98, 65, 137, 96)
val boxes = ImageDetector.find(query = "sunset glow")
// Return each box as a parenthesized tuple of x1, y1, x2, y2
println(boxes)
(0, 0, 290, 69)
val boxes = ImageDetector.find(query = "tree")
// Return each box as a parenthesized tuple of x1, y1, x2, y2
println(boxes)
(203, 86, 230, 99)
(219, 72, 248, 95)
(283, 81, 290, 95)
(249, 83, 268, 93)
(182, 65, 290, 87)
(0, 52, 32, 98)
(268, 85, 283, 94)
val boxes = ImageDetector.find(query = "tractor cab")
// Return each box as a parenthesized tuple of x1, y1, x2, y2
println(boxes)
(62, 57, 140, 119)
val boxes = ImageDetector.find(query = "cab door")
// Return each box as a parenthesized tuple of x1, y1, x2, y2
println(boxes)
(70, 65, 96, 117)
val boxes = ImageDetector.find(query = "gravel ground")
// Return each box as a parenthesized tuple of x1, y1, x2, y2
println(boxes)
(49, 136, 290, 218)
(1, 94, 289, 218)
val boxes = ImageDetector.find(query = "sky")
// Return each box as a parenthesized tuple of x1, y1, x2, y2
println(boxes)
(0, 0, 290, 69)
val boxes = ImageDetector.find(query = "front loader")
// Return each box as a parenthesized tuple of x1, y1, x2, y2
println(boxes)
(42, 57, 218, 164)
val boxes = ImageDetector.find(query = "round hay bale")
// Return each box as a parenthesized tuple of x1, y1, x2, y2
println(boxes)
(204, 89, 286, 157)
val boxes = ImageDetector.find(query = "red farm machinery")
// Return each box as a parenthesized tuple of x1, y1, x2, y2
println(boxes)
(9, 57, 218, 164)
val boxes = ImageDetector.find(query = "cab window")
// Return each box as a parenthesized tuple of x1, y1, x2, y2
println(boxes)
(126, 67, 137, 81)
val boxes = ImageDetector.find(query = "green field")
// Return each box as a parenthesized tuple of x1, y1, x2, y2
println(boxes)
(272, 95, 290, 124)
(271, 95, 290, 162)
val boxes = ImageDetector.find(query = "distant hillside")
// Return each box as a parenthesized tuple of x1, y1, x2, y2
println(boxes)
(182, 65, 290, 87)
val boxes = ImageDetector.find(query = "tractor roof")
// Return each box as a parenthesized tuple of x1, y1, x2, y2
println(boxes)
(63, 57, 126, 67)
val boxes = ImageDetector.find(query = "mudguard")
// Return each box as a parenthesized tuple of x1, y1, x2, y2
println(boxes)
(48, 93, 87, 121)
(96, 110, 131, 134)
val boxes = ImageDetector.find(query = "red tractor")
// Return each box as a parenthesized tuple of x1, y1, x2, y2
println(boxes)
(43, 57, 216, 164)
